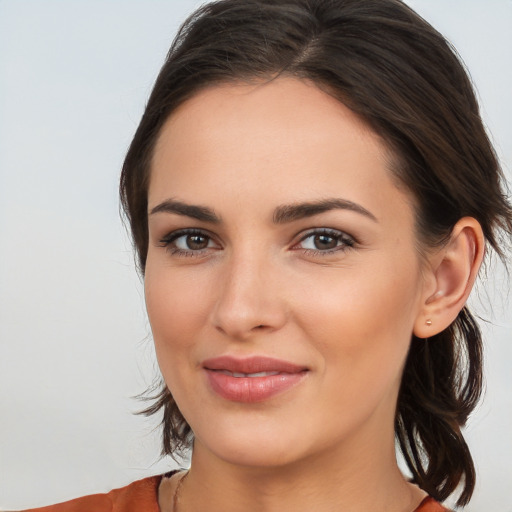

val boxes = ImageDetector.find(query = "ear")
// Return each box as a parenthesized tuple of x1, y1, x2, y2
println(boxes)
(414, 217, 485, 339)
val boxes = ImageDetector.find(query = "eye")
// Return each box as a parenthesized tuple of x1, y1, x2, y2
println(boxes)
(175, 233, 211, 251)
(295, 229, 355, 254)
(159, 229, 219, 256)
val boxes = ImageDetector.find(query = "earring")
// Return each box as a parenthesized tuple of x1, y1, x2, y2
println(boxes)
(425, 319, 432, 326)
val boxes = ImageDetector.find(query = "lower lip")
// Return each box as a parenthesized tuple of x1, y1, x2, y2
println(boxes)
(205, 370, 308, 403)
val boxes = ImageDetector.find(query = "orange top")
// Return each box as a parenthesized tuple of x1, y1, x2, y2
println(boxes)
(20, 475, 449, 512)
(20, 476, 161, 512)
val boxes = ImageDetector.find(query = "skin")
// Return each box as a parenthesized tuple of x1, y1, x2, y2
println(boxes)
(145, 78, 483, 512)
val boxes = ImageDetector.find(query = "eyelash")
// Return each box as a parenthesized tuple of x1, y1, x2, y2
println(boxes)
(158, 228, 356, 258)
(295, 228, 356, 256)
(158, 228, 216, 258)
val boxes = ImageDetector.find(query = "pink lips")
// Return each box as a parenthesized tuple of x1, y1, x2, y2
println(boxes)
(202, 356, 308, 403)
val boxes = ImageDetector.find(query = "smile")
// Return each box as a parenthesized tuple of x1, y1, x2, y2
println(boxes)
(217, 370, 282, 378)
(202, 356, 309, 403)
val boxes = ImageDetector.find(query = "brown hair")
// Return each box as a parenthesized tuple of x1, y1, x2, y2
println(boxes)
(120, 0, 512, 506)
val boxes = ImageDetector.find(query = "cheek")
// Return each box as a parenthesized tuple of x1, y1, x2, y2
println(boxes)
(144, 264, 217, 416)
(294, 259, 422, 384)
(144, 262, 212, 363)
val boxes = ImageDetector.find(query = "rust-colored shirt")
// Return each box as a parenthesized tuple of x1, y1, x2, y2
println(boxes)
(20, 475, 449, 511)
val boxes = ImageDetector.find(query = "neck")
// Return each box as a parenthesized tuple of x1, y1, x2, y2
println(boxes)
(178, 426, 424, 512)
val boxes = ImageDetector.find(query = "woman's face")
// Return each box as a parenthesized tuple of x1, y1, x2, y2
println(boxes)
(145, 78, 429, 468)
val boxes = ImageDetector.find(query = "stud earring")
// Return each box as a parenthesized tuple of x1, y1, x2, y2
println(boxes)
(425, 319, 432, 326)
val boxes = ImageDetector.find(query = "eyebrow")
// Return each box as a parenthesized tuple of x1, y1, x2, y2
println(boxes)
(149, 197, 377, 224)
(149, 199, 221, 223)
(273, 198, 378, 224)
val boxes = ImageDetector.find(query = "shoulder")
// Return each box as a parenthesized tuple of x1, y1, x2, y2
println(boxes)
(17, 475, 163, 512)
(414, 496, 454, 512)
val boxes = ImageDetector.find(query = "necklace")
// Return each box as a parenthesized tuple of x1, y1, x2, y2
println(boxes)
(173, 470, 189, 512)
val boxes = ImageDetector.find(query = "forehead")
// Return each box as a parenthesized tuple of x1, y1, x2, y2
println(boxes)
(149, 77, 414, 228)
(153, 78, 386, 165)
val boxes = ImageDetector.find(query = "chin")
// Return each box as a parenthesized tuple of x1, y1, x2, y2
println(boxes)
(192, 414, 315, 468)
(202, 439, 304, 469)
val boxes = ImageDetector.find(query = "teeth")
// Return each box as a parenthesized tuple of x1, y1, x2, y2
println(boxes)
(220, 370, 281, 378)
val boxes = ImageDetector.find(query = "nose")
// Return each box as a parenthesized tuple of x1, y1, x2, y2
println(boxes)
(210, 253, 288, 340)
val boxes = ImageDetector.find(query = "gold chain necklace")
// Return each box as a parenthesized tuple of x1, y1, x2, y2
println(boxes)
(173, 470, 189, 512)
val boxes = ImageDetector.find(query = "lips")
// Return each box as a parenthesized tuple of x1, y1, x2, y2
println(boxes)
(202, 356, 308, 402)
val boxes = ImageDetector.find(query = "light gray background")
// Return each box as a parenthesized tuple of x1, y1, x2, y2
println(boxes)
(0, 1, 510, 510)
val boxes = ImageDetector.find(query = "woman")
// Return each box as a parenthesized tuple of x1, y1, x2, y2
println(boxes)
(19, 0, 511, 511)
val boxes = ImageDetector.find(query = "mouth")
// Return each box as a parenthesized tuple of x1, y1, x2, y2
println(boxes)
(214, 370, 283, 378)
(202, 356, 309, 403)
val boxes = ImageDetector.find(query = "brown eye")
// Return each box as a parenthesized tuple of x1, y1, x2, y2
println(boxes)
(186, 234, 210, 250)
(159, 229, 217, 254)
(313, 234, 338, 250)
(296, 229, 355, 254)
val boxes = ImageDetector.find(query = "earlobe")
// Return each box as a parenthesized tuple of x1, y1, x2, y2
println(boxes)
(414, 217, 485, 339)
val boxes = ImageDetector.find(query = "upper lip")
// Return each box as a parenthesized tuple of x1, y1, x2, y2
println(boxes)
(202, 356, 308, 374)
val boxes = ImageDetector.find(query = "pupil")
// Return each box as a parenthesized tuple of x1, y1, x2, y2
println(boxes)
(187, 234, 208, 250)
(314, 234, 337, 250)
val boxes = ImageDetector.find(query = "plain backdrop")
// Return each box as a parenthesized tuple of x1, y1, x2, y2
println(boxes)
(0, 1, 510, 510)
